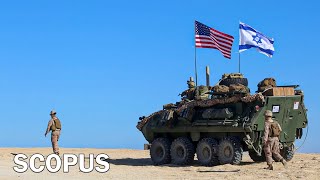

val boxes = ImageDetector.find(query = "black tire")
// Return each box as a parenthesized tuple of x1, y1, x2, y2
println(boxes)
(219, 78, 248, 86)
(170, 137, 195, 165)
(196, 138, 219, 166)
(150, 138, 171, 165)
(248, 150, 266, 162)
(218, 137, 243, 165)
(281, 147, 294, 161)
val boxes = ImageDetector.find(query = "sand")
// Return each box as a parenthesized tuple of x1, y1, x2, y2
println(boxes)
(0, 148, 319, 180)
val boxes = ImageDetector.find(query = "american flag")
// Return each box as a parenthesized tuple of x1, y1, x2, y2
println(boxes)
(195, 21, 234, 59)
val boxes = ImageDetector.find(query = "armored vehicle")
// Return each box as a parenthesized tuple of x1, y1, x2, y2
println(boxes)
(136, 73, 308, 166)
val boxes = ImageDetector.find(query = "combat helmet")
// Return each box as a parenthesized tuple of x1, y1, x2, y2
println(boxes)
(264, 110, 272, 117)
(50, 110, 57, 115)
(187, 77, 195, 88)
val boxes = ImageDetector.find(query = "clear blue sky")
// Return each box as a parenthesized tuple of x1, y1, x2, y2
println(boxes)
(0, 0, 318, 153)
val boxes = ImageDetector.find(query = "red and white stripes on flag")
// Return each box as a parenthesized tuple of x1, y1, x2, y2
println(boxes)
(195, 21, 234, 59)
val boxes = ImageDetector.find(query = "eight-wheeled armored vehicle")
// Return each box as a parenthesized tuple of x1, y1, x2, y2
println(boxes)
(136, 73, 308, 166)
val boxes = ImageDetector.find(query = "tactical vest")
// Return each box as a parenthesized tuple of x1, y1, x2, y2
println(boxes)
(186, 88, 196, 100)
(270, 122, 281, 137)
(51, 118, 61, 131)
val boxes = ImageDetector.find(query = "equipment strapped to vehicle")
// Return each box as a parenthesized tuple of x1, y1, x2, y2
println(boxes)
(229, 83, 250, 94)
(257, 78, 276, 92)
(213, 85, 229, 93)
(196, 85, 210, 100)
(219, 73, 248, 86)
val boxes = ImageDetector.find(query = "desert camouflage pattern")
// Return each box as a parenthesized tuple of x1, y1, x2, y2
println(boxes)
(137, 93, 265, 131)
(177, 93, 264, 113)
(264, 137, 283, 165)
(51, 130, 60, 154)
(163, 103, 177, 110)
(213, 85, 229, 93)
(195, 85, 210, 100)
(180, 87, 196, 101)
(258, 78, 277, 92)
(264, 121, 284, 165)
(229, 83, 250, 94)
(137, 110, 166, 131)
(45, 116, 62, 155)
(221, 73, 244, 79)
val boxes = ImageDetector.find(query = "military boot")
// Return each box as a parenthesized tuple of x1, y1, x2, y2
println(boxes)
(281, 159, 288, 169)
(264, 164, 273, 170)
(268, 164, 274, 170)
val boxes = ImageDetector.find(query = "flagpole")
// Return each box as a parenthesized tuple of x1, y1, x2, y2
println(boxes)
(238, 52, 241, 73)
(238, 20, 241, 73)
(194, 45, 198, 86)
(194, 21, 198, 86)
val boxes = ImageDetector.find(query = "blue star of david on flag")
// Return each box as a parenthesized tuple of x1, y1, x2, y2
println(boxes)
(239, 22, 275, 57)
(252, 34, 262, 44)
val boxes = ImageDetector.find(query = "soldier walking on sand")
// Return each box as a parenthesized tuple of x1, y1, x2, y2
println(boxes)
(263, 110, 287, 170)
(45, 110, 62, 155)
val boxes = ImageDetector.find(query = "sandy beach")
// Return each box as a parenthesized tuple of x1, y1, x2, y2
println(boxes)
(0, 148, 319, 180)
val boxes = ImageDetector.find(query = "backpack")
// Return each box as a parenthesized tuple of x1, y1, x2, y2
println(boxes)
(270, 122, 281, 137)
(51, 118, 62, 131)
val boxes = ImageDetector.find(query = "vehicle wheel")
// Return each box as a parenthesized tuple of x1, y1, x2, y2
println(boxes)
(219, 78, 248, 86)
(196, 138, 219, 166)
(249, 150, 266, 162)
(170, 137, 195, 165)
(150, 138, 171, 165)
(281, 147, 294, 161)
(218, 137, 243, 165)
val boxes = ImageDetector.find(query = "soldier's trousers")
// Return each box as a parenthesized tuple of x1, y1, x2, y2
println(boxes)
(51, 130, 60, 154)
(264, 137, 284, 165)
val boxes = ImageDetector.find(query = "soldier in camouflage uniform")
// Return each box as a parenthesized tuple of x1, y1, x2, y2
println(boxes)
(263, 110, 287, 170)
(45, 110, 62, 155)
(180, 79, 196, 101)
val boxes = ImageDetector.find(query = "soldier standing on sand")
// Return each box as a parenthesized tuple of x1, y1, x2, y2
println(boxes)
(180, 78, 196, 101)
(45, 110, 62, 155)
(263, 110, 287, 170)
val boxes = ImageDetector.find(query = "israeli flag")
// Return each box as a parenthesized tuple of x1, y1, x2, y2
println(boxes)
(239, 22, 275, 57)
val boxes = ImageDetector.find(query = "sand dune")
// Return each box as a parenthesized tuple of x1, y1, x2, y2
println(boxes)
(0, 148, 319, 180)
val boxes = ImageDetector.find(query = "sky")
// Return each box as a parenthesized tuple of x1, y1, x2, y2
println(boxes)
(0, 0, 319, 153)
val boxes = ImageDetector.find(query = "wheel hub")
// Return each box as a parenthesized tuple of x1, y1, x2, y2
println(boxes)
(224, 146, 232, 158)
(176, 146, 185, 158)
(156, 147, 164, 158)
(202, 147, 210, 159)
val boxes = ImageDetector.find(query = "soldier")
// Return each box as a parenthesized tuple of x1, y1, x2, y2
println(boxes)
(263, 110, 287, 170)
(45, 110, 62, 155)
(180, 78, 196, 101)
